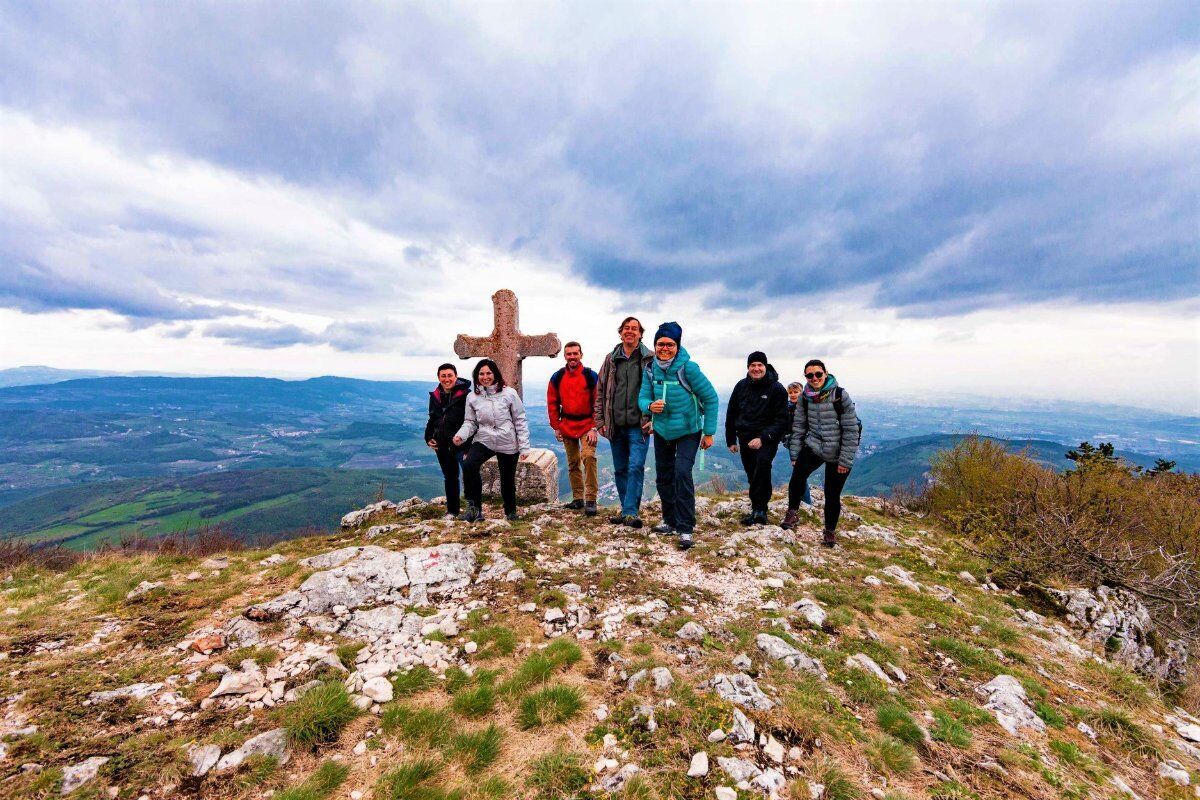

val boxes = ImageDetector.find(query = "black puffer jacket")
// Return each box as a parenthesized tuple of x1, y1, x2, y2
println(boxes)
(724, 364, 789, 447)
(424, 377, 472, 445)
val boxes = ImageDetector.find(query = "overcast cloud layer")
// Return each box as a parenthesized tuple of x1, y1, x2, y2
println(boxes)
(0, 1, 1197, 407)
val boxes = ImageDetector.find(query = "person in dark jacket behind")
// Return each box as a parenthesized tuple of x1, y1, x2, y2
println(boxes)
(725, 351, 788, 525)
(782, 359, 861, 547)
(783, 381, 811, 506)
(425, 363, 472, 517)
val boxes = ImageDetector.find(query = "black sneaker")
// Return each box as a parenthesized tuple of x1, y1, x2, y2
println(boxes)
(459, 503, 481, 523)
(651, 523, 674, 534)
(562, 499, 584, 510)
(608, 513, 626, 525)
(740, 512, 756, 526)
(621, 516, 643, 529)
(678, 531, 694, 550)
(754, 511, 768, 525)
(584, 501, 597, 517)
(506, 512, 520, 522)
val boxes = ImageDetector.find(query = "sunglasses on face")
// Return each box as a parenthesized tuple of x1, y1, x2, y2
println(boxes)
(805, 371, 825, 379)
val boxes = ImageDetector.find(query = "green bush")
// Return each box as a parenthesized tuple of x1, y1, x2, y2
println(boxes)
(281, 681, 359, 748)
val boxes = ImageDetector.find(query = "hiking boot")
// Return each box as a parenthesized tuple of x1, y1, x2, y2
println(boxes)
(621, 516, 643, 529)
(506, 512, 520, 522)
(651, 523, 674, 534)
(608, 513, 626, 525)
(562, 499, 584, 510)
(780, 508, 800, 531)
(754, 510, 768, 525)
(822, 529, 837, 548)
(460, 503, 481, 523)
(678, 531, 694, 550)
(584, 501, 597, 517)
(739, 512, 757, 526)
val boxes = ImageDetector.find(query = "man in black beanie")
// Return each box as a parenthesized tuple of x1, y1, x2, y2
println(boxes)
(725, 351, 789, 525)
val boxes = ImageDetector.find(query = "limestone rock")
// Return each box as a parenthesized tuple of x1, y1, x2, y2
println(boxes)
(209, 662, 264, 698)
(480, 448, 559, 503)
(731, 708, 755, 743)
(790, 598, 827, 629)
(845, 653, 893, 685)
(687, 751, 709, 777)
(362, 676, 394, 704)
(756, 634, 827, 678)
(214, 728, 290, 773)
(341, 500, 399, 529)
(126, 581, 164, 600)
(1047, 586, 1188, 683)
(187, 744, 221, 777)
(976, 675, 1045, 736)
(710, 672, 775, 711)
(717, 756, 761, 783)
(61, 756, 108, 795)
(676, 621, 707, 642)
(89, 682, 163, 704)
(882, 565, 921, 592)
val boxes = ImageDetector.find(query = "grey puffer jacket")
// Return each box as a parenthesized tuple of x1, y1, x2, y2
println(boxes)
(455, 385, 530, 455)
(787, 388, 861, 470)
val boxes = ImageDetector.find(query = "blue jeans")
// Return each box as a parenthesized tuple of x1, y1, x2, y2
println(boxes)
(609, 425, 650, 517)
(654, 431, 701, 533)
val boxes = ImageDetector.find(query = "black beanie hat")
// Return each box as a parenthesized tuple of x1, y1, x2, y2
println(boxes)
(747, 351, 767, 367)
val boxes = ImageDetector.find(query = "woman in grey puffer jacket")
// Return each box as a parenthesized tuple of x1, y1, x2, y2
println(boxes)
(453, 359, 530, 522)
(781, 359, 861, 546)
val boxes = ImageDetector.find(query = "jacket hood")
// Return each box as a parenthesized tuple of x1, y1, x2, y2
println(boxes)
(431, 377, 472, 398)
(613, 342, 652, 360)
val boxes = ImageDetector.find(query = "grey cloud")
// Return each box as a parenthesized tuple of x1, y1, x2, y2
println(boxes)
(203, 318, 423, 352)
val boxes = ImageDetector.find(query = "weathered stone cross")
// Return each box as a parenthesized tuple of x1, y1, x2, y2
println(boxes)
(454, 289, 561, 399)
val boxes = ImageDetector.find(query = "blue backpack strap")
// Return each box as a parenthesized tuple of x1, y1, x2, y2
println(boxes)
(549, 368, 565, 393)
(583, 367, 598, 392)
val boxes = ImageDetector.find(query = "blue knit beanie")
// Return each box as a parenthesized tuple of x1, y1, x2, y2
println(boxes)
(654, 321, 682, 346)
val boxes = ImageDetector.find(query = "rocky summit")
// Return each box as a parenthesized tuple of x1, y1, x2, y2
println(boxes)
(1, 491, 1198, 800)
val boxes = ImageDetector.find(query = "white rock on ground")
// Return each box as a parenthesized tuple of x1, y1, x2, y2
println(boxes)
(881, 565, 922, 592)
(790, 598, 827, 629)
(208, 662, 264, 698)
(710, 673, 775, 711)
(1157, 760, 1190, 785)
(717, 756, 761, 783)
(716, 788, 738, 800)
(89, 682, 163, 704)
(975, 675, 1046, 736)
(187, 744, 221, 777)
(756, 634, 828, 679)
(125, 581, 163, 600)
(688, 751, 709, 777)
(362, 676, 394, 704)
(651, 667, 674, 691)
(677, 621, 707, 641)
(61, 757, 108, 795)
(845, 653, 894, 685)
(731, 708, 755, 743)
(213, 728, 290, 773)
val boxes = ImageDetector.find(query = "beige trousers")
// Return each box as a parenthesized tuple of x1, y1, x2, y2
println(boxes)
(562, 436, 598, 502)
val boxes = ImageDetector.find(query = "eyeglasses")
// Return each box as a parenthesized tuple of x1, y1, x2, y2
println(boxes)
(655, 342, 677, 348)
(805, 371, 825, 379)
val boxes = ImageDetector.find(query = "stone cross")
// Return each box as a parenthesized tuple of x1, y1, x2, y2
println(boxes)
(454, 289, 561, 398)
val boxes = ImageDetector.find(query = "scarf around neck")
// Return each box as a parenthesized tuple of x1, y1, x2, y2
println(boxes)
(802, 373, 838, 403)
(655, 356, 675, 370)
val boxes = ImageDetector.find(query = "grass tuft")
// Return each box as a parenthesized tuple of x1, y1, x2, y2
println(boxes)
(1080, 706, 1159, 756)
(448, 724, 504, 773)
(381, 704, 454, 746)
(876, 703, 926, 747)
(451, 683, 496, 718)
(866, 734, 917, 774)
(281, 681, 359, 748)
(392, 665, 437, 698)
(375, 759, 451, 800)
(527, 750, 589, 800)
(518, 685, 584, 729)
(468, 626, 517, 659)
(931, 710, 972, 748)
(276, 760, 350, 800)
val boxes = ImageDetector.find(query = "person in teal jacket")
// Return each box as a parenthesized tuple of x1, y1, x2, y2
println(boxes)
(638, 321, 719, 550)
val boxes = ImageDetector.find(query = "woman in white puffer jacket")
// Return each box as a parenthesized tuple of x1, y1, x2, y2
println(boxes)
(453, 358, 530, 522)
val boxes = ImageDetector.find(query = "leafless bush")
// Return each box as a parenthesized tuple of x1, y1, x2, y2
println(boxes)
(925, 437, 1200, 642)
(0, 539, 85, 571)
(106, 523, 245, 557)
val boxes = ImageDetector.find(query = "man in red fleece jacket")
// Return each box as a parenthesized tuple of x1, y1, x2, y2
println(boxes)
(547, 341, 599, 515)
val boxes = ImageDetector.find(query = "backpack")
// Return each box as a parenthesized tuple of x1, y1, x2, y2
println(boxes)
(802, 387, 863, 438)
(549, 367, 598, 393)
(644, 363, 701, 418)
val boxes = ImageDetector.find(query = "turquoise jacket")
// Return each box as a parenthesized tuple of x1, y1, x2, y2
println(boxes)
(637, 346, 720, 441)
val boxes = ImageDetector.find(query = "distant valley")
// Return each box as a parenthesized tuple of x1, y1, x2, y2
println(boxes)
(1, 371, 1195, 548)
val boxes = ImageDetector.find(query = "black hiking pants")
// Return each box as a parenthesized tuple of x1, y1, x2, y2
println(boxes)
(788, 446, 852, 532)
(737, 434, 779, 512)
(462, 443, 519, 515)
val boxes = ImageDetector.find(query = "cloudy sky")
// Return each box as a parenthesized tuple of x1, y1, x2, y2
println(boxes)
(1, 1, 1197, 410)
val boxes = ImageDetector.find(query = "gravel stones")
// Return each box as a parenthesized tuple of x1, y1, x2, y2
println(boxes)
(362, 676, 394, 703)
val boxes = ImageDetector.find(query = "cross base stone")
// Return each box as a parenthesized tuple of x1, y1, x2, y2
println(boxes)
(480, 448, 560, 504)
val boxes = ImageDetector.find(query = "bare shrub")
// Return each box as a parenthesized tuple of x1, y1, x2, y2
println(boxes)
(925, 437, 1200, 642)
(107, 523, 245, 558)
(0, 539, 84, 571)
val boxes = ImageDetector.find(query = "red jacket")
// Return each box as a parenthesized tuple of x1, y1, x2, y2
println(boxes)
(547, 363, 598, 439)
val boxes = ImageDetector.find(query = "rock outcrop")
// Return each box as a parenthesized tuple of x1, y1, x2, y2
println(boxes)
(479, 447, 559, 503)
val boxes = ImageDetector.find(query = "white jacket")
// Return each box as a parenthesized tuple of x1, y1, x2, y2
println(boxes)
(455, 385, 530, 455)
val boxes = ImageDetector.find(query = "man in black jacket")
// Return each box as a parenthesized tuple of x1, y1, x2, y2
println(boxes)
(425, 363, 472, 517)
(725, 351, 789, 525)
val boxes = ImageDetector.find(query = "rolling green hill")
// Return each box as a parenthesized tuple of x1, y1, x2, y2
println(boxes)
(0, 467, 442, 550)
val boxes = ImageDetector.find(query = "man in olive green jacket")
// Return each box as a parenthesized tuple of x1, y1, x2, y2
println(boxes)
(593, 316, 654, 528)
